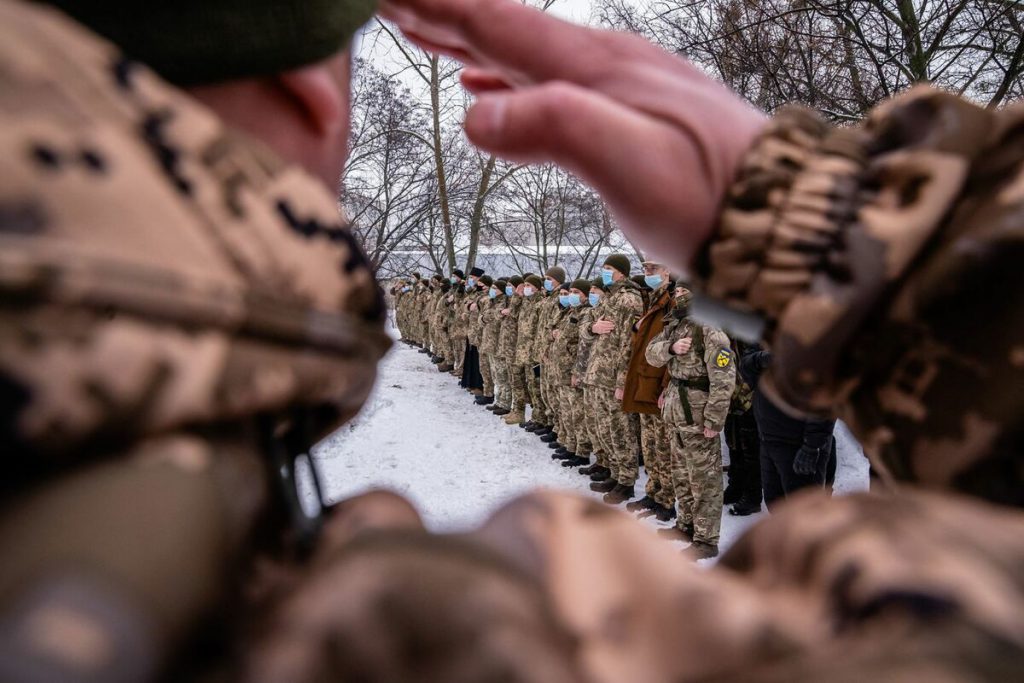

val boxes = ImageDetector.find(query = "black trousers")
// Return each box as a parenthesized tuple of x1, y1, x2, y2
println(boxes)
(761, 437, 836, 511)
(724, 410, 761, 505)
(459, 343, 483, 390)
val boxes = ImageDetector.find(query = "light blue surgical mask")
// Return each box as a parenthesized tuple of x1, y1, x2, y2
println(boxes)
(450, 276, 458, 285)
(489, 288, 498, 299)
(601, 269, 614, 286)
(644, 274, 663, 289)
(567, 293, 582, 307)
(505, 285, 514, 296)
(468, 277, 476, 287)
(544, 280, 555, 292)
(589, 292, 601, 307)
(402, 286, 411, 293)
(558, 294, 570, 307)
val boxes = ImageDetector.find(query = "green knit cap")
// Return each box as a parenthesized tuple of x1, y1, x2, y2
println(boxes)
(525, 275, 544, 289)
(570, 278, 592, 293)
(591, 277, 608, 292)
(603, 253, 632, 277)
(509, 275, 524, 287)
(47, 0, 377, 85)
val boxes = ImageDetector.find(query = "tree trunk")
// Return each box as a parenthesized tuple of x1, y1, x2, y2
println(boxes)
(465, 154, 497, 271)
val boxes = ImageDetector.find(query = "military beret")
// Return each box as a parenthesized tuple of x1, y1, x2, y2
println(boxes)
(478, 275, 494, 287)
(570, 278, 592, 293)
(509, 275, 524, 287)
(545, 266, 567, 283)
(603, 253, 631, 276)
(470, 267, 485, 277)
(47, 0, 377, 86)
(525, 275, 543, 289)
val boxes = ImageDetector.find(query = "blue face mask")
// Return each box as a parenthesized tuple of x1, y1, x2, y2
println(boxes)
(402, 286, 411, 293)
(601, 269, 614, 286)
(589, 292, 601, 307)
(468, 277, 476, 287)
(544, 280, 555, 292)
(644, 274, 663, 289)
(505, 285, 514, 296)
(489, 289, 498, 299)
(567, 293, 582, 307)
(450, 277, 458, 285)
(558, 294, 570, 307)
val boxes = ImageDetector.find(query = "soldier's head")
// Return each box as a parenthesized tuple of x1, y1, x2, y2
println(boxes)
(48, 0, 376, 186)
(589, 277, 606, 306)
(451, 269, 466, 285)
(494, 279, 509, 298)
(478, 275, 494, 291)
(544, 266, 566, 293)
(601, 254, 631, 285)
(508, 275, 524, 297)
(641, 260, 669, 290)
(523, 275, 544, 298)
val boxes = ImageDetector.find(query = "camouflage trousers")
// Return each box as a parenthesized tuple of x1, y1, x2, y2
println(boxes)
(480, 352, 494, 396)
(641, 413, 674, 507)
(668, 425, 723, 545)
(494, 360, 512, 409)
(531, 365, 551, 426)
(510, 363, 530, 413)
(584, 385, 638, 485)
(451, 336, 466, 371)
(558, 385, 592, 457)
(526, 366, 546, 424)
(539, 364, 559, 430)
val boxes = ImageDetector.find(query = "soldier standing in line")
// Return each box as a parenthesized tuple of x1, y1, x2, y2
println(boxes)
(646, 286, 736, 559)
(540, 282, 574, 451)
(575, 277, 610, 480)
(550, 279, 593, 467)
(448, 268, 467, 378)
(481, 278, 509, 411)
(582, 254, 645, 504)
(492, 275, 523, 418)
(532, 266, 567, 442)
(623, 261, 677, 522)
(432, 278, 455, 373)
(427, 275, 444, 363)
(461, 269, 488, 395)
(512, 274, 545, 429)
(475, 276, 502, 405)
(722, 341, 761, 516)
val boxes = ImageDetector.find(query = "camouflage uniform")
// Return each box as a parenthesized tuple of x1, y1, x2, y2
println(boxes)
(549, 302, 590, 456)
(0, 2, 389, 679)
(513, 295, 543, 420)
(449, 286, 468, 373)
(646, 317, 735, 545)
(494, 294, 522, 411)
(574, 302, 604, 466)
(532, 292, 561, 427)
(479, 292, 505, 398)
(581, 279, 644, 485)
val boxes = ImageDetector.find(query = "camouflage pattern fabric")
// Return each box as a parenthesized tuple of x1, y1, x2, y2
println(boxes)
(640, 413, 673, 507)
(695, 87, 1024, 507)
(647, 318, 735, 544)
(581, 279, 644, 391)
(514, 296, 542, 367)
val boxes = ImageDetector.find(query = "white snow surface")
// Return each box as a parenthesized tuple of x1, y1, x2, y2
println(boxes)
(314, 319, 871, 558)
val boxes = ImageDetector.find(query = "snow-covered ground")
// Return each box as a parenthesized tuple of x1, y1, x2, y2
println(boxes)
(314, 319, 871, 558)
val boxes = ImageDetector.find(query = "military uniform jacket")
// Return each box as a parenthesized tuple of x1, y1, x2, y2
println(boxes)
(646, 318, 735, 433)
(479, 295, 505, 356)
(531, 293, 561, 365)
(581, 279, 644, 391)
(573, 304, 602, 381)
(550, 304, 588, 384)
(513, 296, 542, 366)
(496, 295, 522, 363)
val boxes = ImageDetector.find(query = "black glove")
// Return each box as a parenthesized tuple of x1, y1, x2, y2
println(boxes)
(793, 444, 825, 476)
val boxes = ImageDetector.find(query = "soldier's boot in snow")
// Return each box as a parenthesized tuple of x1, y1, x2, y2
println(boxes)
(418, 348, 431, 354)
(589, 467, 612, 482)
(689, 541, 719, 560)
(564, 456, 589, 467)
(437, 363, 452, 373)
(589, 479, 617, 493)
(554, 451, 576, 462)
(548, 440, 563, 449)
(486, 404, 499, 411)
(625, 495, 657, 513)
(578, 463, 601, 476)
(603, 483, 635, 505)
(475, 395, 494, 405)
(503, 411, 525, 426)
(523, 421, 540, 432)
(654, 504, 678, 522)
(540, 431, 558, 443)
(657, 523, 694, 542)
(551, 447, 568, 459)
(492, 407, 511, 416)
(723, 479, 741, 506)
(729, 497, 761, 516)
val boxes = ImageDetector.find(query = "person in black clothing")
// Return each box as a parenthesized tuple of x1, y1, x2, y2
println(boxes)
(739, 347, 837, 510)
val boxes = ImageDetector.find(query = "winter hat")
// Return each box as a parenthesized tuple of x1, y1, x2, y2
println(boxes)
(545, 266, 567, 284)
(469, 267, 485, 278)
(509, 275, 524, 287)
(524, 275, 544, 289)
(591, 277, 608, 292)
(452, 269, 466, 280)
(412, 272, 422, 280)
(570, 278, 592, 293)
(523, 272, 536, 279)
(602, 254, 631, 276)
(48, 0, 377, 86)
(495, 279, 509, 292)
(631, 274, 649, 289)
(478, 275, 494, 287)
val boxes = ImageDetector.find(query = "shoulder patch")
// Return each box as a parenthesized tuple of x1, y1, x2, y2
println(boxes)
(715, 348, 733, 368)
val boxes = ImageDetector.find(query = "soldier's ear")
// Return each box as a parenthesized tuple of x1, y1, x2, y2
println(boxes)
(276, 59, 347, 137)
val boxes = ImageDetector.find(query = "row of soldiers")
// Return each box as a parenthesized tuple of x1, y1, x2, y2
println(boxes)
(392, 255, 750, 559)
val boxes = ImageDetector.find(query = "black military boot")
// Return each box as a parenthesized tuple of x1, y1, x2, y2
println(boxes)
(550, 447, 568, 459)
(589, 479, 617, 493)
(548, 440, 563, 449)
(523, 421, 539, 432)
(578, 463, 600, 476)
(486, 404, 499, 411)
(475, 395, 494, 405)
(654, 504, 677, 522)
(534, 425, 553, 437)
(540, 431, 558, 443)
(492, 407, 510, 416)
(603, 483, 635, 505)
(589, 467, 612, 482)
(729, 497, 762, 516)
(625, 495, 657, 513)
(553, 451, 575, 461)
(563, 456, 588, 467)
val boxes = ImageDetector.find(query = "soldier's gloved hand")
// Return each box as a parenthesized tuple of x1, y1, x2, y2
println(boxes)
(380, 0, 765, 271)
(792, 445, 825, 476)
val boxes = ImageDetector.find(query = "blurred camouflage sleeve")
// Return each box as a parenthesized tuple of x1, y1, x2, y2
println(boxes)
(701, 328, 736, 433)
(644, 325, 675, 369)
(611, 290, 644, 388)
(694, 87, 1024, 505)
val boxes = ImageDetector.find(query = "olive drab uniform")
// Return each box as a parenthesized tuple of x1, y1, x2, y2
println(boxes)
(574, 301, 605, 467)
(581, 279, 644, 485)
(532, 292, 561, 427)
(550, 301, 591, 458)
(646, 318, 735, 545)
(494, 294, 521, 411)
(479, 292, 504, 398)
(0, 2, 390, 679)
(512, 294, 543, 420)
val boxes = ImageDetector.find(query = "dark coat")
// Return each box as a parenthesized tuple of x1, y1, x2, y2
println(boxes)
(622, 287, 674, 414)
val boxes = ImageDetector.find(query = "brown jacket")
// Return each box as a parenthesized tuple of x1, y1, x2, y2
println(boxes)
(622, 286, 674, 414)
